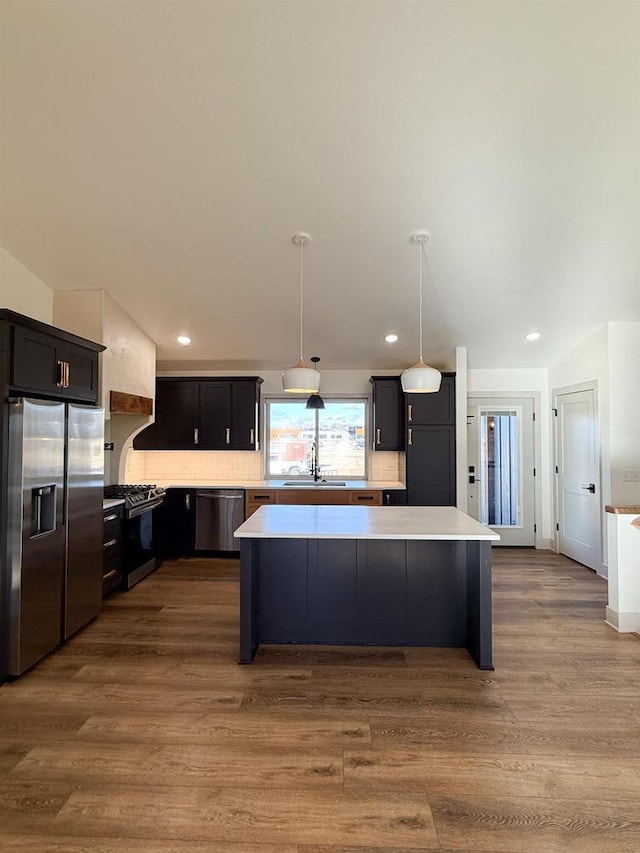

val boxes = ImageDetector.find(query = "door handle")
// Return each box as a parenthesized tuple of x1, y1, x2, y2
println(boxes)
(407, 404, 413, 422)
(185, 493, 191, 510)
(581, 484, 596, 493)
(225, 428, 231, 445)
(103, 539, 118, 549)
(250, 428, 254, 444)
(103, 513, 118, 523)
(193, 428, 199, 445)
(408, 428, 412, 446)
(56, 360, 65, 388)
(64, 361, 70, 388)
(376, 428, 381, 445)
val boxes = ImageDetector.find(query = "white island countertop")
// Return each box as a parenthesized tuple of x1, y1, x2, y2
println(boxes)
(235, 505, 500, 541)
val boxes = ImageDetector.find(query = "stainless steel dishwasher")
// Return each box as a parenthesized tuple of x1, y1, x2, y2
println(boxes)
(195, 490, 245, 551)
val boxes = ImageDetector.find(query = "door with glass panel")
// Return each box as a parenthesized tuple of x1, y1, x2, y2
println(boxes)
(467, 397, 535, 546)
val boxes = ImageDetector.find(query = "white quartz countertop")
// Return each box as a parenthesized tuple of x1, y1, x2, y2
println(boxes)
(235, 505, 500, 541)
(156, 480, 406, 490)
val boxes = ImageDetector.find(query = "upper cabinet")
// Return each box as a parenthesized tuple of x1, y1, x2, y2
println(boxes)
(134, 377, 263, 451)
(2, 310, 103, 404)
(369, 376, 404, 451)
(406, 373, 456, 425)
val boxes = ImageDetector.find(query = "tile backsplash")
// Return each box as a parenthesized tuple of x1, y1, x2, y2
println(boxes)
(124, 449, 404, 484)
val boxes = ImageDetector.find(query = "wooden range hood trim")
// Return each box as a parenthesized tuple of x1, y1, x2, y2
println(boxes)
(110, 390, 153, 416)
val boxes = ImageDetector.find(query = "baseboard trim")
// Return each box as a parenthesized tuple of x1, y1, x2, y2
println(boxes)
(606, 606, 640, 633)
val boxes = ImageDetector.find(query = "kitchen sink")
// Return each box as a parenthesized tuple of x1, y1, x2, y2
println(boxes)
(283, 481, 347, 487)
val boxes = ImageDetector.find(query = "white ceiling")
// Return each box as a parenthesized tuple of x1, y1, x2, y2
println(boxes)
(1, 0, 638, 371)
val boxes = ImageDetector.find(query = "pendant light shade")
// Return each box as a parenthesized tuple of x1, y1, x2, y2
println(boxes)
(306, 357, 325, 408)
(401, 231, 442, 394)
(283, 232, 321, 393)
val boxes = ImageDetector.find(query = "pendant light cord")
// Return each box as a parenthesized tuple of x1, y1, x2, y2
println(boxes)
(299, 238, 304, 361)
(418, 240, 423, 363)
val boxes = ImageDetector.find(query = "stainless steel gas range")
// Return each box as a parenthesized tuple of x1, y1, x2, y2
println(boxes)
(103, 485, 166, 589)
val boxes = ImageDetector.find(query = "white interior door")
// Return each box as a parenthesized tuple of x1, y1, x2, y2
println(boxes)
(468, 397, 535, 546)
(555, 387, 601, 571)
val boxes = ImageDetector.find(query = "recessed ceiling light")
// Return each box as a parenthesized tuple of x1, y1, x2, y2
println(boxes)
(176, 334, 192, 346)
(524, 331, 541, 342)
(384, 334, 399, 343)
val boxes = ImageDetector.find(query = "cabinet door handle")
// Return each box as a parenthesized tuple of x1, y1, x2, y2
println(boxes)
(250, 428, 254, 445)
(385, 493, 391, 505)
(408, 404, 413, 422)
(103, 569, 119, 581)
(103, 513, 118, 523)
(64, 361, 70, 388)
(103, 539, 118, 549)
(56, 360, 65, 388)
(356, 495, 375, 501)
(408, 428, 413, 446)
(185, 493, 191, 510)
(193, 428, 199, 446)
(376, 428, 381, 445)
(225, 427, 231, 445)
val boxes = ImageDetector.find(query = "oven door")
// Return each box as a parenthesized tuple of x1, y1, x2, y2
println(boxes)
(123, 499, 164, 589)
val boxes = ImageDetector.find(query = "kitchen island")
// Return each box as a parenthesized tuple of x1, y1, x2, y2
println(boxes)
(235, 505, 499, 670)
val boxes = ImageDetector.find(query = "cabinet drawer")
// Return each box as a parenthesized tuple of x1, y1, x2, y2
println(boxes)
(349, 490, 382, 505)
(246, 490, 277, 504)
(277, 489, 349, 505)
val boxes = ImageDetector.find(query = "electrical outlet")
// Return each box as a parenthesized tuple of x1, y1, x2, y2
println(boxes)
(623, 469, 640, 482)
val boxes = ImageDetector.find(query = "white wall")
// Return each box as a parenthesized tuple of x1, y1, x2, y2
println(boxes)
(0, 247, 53, 322)
(608, 322, 640, 506)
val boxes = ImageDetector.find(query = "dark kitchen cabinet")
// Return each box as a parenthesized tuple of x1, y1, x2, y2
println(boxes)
(382, 489, 408, 506)
(134, 377, 263, 451)
(369, 376, 404, 451)
(405, 372, 456, 507)
(6, 314, 101, 404)
(102, 504, 124, 596)
(406, 373, 455, 425)
(159, 488, 196, 557)
(157, 381, 200, 448)
(406, 425, 456, 506)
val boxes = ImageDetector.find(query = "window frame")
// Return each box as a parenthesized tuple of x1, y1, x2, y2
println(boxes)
(263, 393, 370, 481)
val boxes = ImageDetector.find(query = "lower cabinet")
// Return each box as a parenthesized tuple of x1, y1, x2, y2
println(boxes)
(382, 489, 408, 506)
(160, 489, 197, 557)
(246, 489, 383, 514)
(102, 505, 124, 596)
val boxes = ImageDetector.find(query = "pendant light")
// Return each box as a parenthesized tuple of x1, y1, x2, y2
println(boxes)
(400, 231, 442, 393)
(306, 357, 325, 409)
(282, 232, 321, 393)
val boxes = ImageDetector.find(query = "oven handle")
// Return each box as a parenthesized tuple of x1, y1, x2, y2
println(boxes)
(127, 498, 165, 519)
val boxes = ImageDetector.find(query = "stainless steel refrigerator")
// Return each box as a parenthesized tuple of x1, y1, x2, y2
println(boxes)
(6, 398, 104, 676)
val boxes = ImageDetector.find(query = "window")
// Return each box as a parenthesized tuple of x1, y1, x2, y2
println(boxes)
(265, 398, 367, 478)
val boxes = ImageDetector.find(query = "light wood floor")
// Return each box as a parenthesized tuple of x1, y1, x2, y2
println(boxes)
(1, 549, 640, 852)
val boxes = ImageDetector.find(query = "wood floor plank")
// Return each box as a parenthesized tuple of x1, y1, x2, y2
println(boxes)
(78, 710, 371, 747)
(430, 794, 640, 852)
(343, 747, 640, 800)
(53, 786, 439, 848)
(0, 840, 295, 853)
(12, 741, 344, 790)
(369, 714, 640, 758)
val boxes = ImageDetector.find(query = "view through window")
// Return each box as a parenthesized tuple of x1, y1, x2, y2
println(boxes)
(266, 399, 367, 478)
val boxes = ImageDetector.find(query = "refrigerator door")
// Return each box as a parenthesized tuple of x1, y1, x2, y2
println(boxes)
(7, 399, 66, 675)
(64, 404, 105, 639)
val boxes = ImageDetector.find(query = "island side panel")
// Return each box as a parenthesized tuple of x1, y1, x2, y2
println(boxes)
(464, 540, 494, 670)
(252, 536, 476, 651)
(407, 540, 466, 645)
(239, 538, 260, 663)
